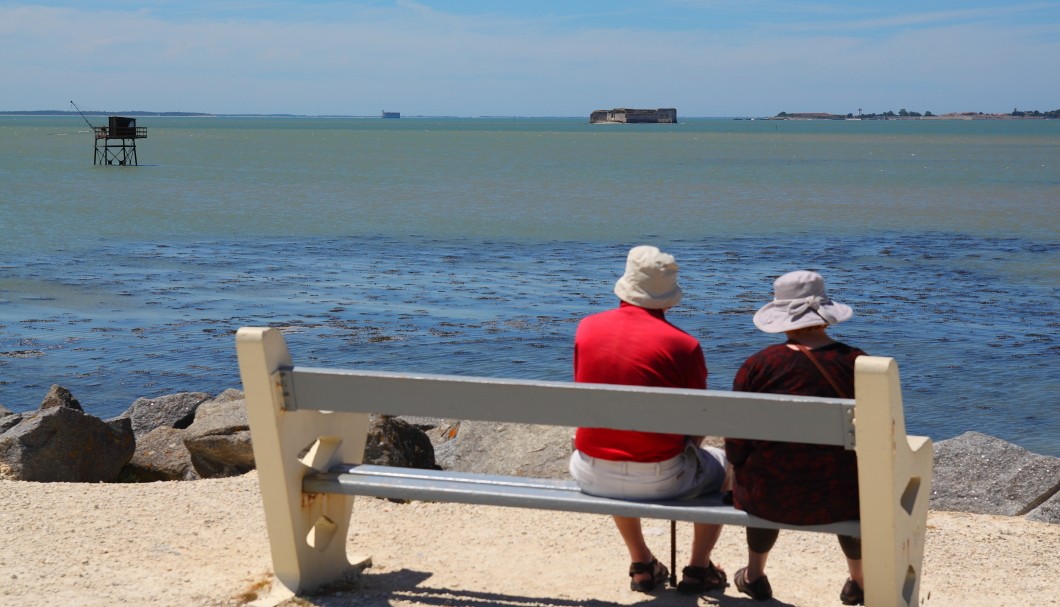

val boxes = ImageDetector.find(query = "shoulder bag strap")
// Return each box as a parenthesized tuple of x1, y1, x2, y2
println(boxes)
(788, 343, 850, 399)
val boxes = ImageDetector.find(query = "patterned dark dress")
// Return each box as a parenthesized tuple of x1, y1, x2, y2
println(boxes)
(725, 342, 865, 525)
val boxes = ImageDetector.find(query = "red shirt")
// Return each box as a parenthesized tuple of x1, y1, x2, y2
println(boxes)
(574, 302, 708, 462)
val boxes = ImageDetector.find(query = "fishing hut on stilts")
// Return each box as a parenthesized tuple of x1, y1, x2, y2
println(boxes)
(71, 101, 147, 166)
(94, 117, 147, 166)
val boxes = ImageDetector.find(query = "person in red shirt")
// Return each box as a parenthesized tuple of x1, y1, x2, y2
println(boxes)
(726, 270, 866, 605)
(569, 245, 729, 595)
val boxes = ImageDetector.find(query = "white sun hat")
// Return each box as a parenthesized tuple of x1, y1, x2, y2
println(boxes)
(752, 270, 853, 333)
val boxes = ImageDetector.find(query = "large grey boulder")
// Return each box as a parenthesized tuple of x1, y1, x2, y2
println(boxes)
(112, 392, 211, 438)
(0, 387, 135, 482)
(363, 415, 438, 469)
(120, 426, 202, 482)
(114, 391, 213, 482)
(182, 389, 255, 478)
(433, 421, 572, 479)
(932, 431, 1060, 519)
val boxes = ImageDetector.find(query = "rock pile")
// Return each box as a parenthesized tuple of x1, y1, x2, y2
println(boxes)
(119, 389, 250, 481)
(0, 385, 438, 483)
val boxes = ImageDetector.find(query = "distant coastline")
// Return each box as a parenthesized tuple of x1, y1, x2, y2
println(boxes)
(0, 110, 215, 117)
(1, 109, 1057, 120)
(769, 109, 1059, 120)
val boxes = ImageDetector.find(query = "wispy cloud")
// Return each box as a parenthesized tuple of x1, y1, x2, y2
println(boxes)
(787, 2, 1060, 32)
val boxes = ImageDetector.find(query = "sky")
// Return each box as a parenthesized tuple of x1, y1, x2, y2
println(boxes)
(2, 1, 1058, 117)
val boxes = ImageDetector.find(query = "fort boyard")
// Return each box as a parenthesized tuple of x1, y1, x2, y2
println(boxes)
(590, 108, 677, 124)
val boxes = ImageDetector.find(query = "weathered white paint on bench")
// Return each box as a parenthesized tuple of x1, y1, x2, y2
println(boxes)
(236, 326, 932, 606)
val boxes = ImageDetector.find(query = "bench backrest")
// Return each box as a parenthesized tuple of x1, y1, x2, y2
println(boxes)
(279, 366, 856, 448)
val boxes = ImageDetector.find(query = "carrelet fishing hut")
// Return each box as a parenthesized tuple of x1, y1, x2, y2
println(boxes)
(92, 116, 147, 166)
(70, 101, 148, 166)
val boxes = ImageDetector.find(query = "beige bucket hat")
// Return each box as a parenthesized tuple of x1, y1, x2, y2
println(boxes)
(613, 245, 683, 310)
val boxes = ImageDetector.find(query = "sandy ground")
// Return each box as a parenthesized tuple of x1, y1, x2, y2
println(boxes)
(1, 471, 1057, 607)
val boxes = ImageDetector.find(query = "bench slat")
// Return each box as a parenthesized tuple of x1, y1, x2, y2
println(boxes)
(282, 367, 856, 448)
(305, 464, 861, 537)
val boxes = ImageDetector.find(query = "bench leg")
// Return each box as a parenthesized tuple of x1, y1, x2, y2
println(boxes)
(237, 327, 370, 594)
(855, 357, 933, 607)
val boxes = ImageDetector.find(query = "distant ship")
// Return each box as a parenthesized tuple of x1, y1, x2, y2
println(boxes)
(590, 108, 677, 124)
(381, 111, 400, 119)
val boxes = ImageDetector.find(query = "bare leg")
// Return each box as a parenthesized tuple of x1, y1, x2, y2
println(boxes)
(688, 523, 722, 568)
(722, 463, 734, 492)
(680, 460, 730, 583)
(746, 548, 769, 582)
(837, 535, 864, 588)
(846, 556, 864, 587)
(613, 516, 654, 583)
(744, 527, 779, 582)
(734, 545, 775, 601)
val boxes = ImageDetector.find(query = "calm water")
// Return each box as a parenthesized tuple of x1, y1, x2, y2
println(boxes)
(1, 116, 1057, 456)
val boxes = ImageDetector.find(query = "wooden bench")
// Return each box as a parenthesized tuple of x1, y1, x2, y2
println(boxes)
(236, 326, 933, 605)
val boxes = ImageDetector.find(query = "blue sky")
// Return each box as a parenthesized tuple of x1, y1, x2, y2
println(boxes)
(2, 1, 1057, 116)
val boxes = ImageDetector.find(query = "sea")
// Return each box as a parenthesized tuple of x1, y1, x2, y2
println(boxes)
(1, 115, 1057, 456)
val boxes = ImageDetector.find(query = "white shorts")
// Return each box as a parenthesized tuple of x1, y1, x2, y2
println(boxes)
(569, 442, 727, 501)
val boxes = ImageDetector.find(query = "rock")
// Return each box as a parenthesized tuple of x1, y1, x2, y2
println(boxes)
(182, 389, 255, 478)
(112, 392, 211, 438)
(38, 384, 83, 412)
(433, 421, 572, 479)
(423, 419, 461, 448)
(0, 404, 12, 416)
(1, 412, 24, 435)
(398, 415, 453, 432)
(120, 427, 201, 482)
(931, 431, 1060, 517)
(363, 415, 438, 469)
(0, 405, 135, 482)
(1025, 490, 1060, 524)
(128, 392, 445, 480)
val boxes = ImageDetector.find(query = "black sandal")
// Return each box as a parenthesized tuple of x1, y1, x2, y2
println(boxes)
(840, 578, 865, 605)
(734, 567, 773, 601)
(676, 562, 727, 595)
(628, 557, 669, 592)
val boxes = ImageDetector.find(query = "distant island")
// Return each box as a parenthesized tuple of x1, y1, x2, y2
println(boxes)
(770, 108, 1059, 120)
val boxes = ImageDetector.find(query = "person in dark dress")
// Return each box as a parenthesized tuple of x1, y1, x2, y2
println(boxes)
(725, 270, 867, 605)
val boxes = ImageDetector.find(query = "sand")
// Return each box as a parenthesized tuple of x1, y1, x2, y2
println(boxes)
(1, 471, 1056, 607)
